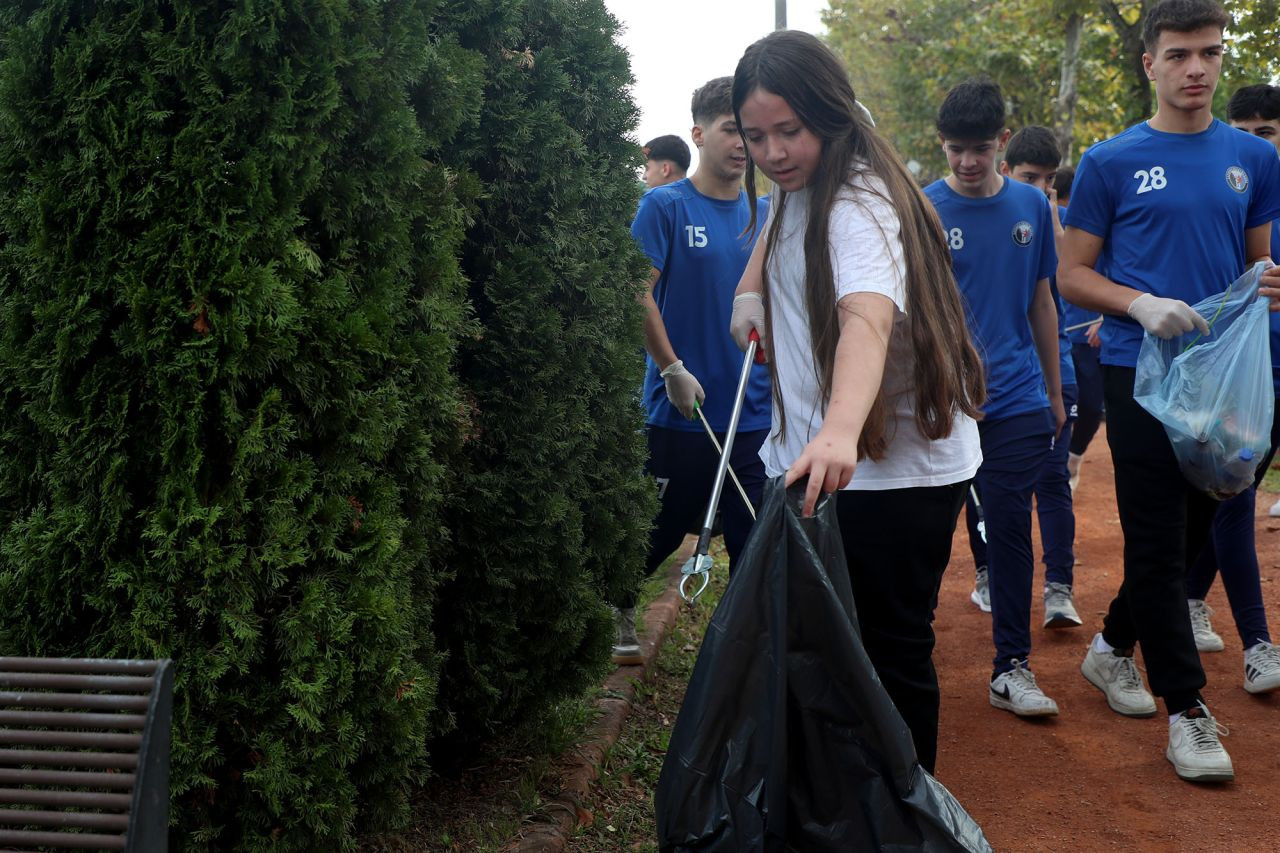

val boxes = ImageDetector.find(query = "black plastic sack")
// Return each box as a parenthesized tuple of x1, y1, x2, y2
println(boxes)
(656, 478, 991, 852)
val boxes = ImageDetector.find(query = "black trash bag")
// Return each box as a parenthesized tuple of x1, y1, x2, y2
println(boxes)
(656, 478, 991, 852)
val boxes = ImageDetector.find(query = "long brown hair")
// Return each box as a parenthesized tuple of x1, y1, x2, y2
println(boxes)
(732, 30, 984, 459)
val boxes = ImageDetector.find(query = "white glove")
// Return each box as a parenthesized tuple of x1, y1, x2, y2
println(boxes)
(660, 360, 705, 419)
(730, 292, 767, 356)
(1126, 293, 1210, 339)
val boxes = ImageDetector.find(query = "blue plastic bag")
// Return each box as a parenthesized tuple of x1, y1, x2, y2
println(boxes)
(1134, 262, 1274, 500)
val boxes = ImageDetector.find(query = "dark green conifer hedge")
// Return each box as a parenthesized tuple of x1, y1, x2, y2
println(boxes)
(0, 1, 471, 848)
(427, 0, 655, 745)
(0, 0, 651, 846)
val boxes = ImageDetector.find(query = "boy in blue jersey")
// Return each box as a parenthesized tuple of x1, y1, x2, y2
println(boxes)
(1060, 0, 1280, 782)
(925, 81, 1067, 718)
(614, 77, 771, 665)
(1001, 126, 1084, 630)
(642, 134, 691, 189)
(1182, 84, 1280, 693)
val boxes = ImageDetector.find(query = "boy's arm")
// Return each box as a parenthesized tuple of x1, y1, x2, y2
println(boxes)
(1029, 277, 1066, 435)
(1245, 223, 1280, 312)
(640, 267, 678, 368)
(784, 291, 894, 516)
(1059, 227, 1209, 338)
(640, 266, 704, 419)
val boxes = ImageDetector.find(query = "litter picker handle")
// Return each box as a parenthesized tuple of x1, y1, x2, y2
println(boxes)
(749, 328, 766, 364)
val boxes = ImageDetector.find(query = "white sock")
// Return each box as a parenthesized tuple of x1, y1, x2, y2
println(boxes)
(1092, 633, 1115, 654)
(1168, 713, 1180, 726)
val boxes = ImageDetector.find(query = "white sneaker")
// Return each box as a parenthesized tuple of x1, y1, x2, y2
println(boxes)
(1081, 636, 1157, 717)
(611, 607, 642, 666)
(1269, 497, 1280, 518)
(990, 660, 1059, 717)
(1166, 703, 1233, 782)
(970, 567, 991, 613)
(1043, 582, 1083, 629)
(1188, 599, 1224, 653)
(1244, 641, 1280, 694)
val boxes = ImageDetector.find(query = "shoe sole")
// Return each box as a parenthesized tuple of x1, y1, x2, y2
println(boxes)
(1166, 748, 1234, 782)
(1080, 657, 1157, 717)
(611, 648, 643, 666)
(1044, 612, 1084, 629)
(970, 590, 991, 613)
(1244, 677, 1280, 695)
(989, 693, 1058, 716)
(1195, 638, 1225, 653)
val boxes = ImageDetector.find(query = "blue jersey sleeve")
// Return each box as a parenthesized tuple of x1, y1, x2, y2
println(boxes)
(630, 191, 673, 271)
(1246, 150, 1280, 232)
(1036, 194, 1057, 282)
(1063, 150, 1113, 239)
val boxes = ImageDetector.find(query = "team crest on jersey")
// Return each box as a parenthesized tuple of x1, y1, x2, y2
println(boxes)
(1225, 166, 1249, 193)
(1012, 221, 1034, 246)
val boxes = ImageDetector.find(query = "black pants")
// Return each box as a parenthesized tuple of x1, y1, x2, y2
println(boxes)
(1101, 366, 1215, 714)
(621, 425, 768, 609)
(835, 481, 968, 774)
(1070, 342, 1104, 456)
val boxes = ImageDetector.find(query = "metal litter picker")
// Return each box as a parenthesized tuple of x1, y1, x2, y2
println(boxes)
(679, 329, 764, 605)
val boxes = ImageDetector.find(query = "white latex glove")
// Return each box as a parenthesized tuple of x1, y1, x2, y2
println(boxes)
(660, 360, 705, 419)
(1126, 293, 1210, 339)
(730, 292, 767, 358)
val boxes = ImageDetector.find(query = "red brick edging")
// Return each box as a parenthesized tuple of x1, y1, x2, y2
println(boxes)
(509, 537, 696, 852)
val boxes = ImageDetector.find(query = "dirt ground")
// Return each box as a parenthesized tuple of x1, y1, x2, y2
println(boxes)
(934, 425, 1280, 853)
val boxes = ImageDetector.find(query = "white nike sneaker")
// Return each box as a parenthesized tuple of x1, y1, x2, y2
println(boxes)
(1081, 636, 1157, 717)
(1188, 599, 1224, 653)
(990, 660, 1059, 717)
(1167, 703, 1233, 782)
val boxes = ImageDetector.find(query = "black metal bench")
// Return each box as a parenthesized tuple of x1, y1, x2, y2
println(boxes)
(0, 657, 173, 851)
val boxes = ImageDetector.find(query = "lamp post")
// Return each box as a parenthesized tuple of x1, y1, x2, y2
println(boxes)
(776, 0, 786, 30)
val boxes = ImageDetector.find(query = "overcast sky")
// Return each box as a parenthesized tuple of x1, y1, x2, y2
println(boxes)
(602, 0, 830, 174)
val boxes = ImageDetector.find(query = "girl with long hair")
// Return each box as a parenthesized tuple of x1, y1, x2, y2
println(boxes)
(728, 29, 985, 773)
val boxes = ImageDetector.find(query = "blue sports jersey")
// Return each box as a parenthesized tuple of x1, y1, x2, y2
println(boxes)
(631, 179, 772, 431)
(1066, 120, 1280, 368)
(925, 177, 1058, 420)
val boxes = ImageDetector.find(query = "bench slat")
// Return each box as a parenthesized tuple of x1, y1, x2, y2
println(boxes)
(0, 768, 135, 790)
(0, 827, 125, 849)
(0, 710, 146, 730)
(0, 673, 155, 693)
(0, 787, 131, 810)
(0, 729, 142, 750)
(0, 807, 129, 831)
(0, 749, 138, 770)
(0, 658, 158, 676)
(0, 691, 149, 711)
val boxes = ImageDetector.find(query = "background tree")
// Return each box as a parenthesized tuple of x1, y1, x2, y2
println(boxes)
(826, 0, 1280, 175)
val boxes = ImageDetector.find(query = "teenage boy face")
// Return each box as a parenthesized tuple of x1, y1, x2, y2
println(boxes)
(738, 88, 823, 192)
(643, 158, 676, 188)
(1230, 116, 1280, 155)
(692, 114, 747, 183)
(939, 131, 1009, 191)
(1143, 26, 1223, 114)
(1002, 161, 1058, 197)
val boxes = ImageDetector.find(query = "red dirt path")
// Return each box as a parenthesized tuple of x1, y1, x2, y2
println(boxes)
(934, 425, 1280, 852)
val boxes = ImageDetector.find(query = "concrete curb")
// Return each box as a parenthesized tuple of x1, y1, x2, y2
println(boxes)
(510, 537, 696, 852)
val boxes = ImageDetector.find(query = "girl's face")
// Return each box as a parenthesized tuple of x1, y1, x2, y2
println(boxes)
(739, 88, 822, 192)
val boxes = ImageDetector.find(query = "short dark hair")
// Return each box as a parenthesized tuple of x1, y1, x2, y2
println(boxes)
(691, 77, 734, 127)
(1227, 84, 1280, 122)
(1141, 0, 1228, 53)
(936, 78, 1005, 141)
(1004, 126, 1061, 169)
(1053, 166, 1075, 201)
(642, 135, 691, 172)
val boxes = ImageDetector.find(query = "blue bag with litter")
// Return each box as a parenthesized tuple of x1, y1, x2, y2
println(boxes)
(1134, 262, 1274, 500)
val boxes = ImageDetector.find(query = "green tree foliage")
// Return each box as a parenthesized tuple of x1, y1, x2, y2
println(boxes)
(425, 0, 656, 747)
(0, 1, 471, 848)
(827, 0, 1280, 177)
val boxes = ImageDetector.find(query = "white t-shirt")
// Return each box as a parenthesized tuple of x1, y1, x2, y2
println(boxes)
(759, 173, 982, 490)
